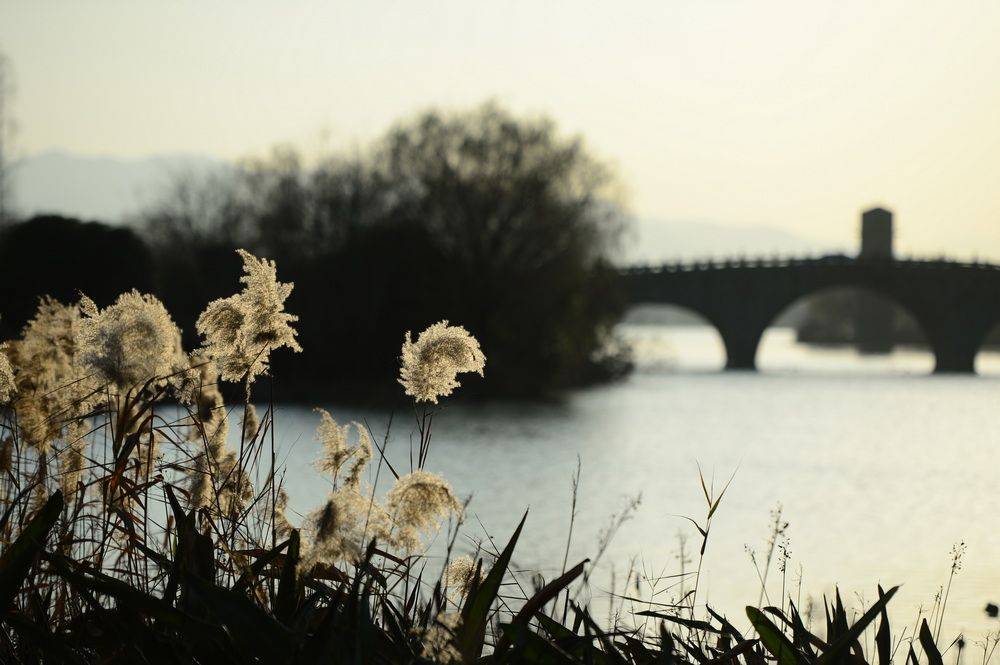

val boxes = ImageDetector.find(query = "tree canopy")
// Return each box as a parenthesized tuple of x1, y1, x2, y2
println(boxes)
(144, 103, 631, 399)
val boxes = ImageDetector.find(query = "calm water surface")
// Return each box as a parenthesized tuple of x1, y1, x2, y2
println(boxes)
(267, 326, 1000, 638)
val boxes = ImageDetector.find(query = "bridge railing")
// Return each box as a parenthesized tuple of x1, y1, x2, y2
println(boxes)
(621, 254, 1000, 275)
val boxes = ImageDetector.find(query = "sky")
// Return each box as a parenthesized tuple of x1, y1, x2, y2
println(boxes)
(3, 0, 1000, 258)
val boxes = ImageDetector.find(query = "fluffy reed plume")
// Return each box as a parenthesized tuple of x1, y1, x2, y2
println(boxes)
(76, 291, 185, 390)
(187, 403, 253, 513)
(196, 249, 301, 388)
(59, 437, 87, 497)
(271, 484, 293, 539)
(412, 612, 462, 664)
(176, 354, 223, 424)
(444, 554, 476, 596)
(314, 409, 372, 487)
(301, 410, 381, 566)
(384, 469, 461, 553)
(0, 346, 15, 404)
(399, 320, 485, 403)
(241, 404, 260, 440)
(8, 299, 96, 453)
(302, 484, 376, 566)
(12, 298, 81, 393)
(176, 356, 253, 514)
(13, 400, 54, 455)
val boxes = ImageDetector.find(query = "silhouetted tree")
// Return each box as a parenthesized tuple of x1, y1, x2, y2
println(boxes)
(0, 215, 153, 337)
(143, 103, 629, 399)
(372, 103, 627, 393)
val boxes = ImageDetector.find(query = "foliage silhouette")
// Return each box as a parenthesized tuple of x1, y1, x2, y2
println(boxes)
(0, 215, 153, 339)
(143, 103, 631, 399)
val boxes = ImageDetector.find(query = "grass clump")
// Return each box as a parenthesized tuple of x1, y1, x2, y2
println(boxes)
(0, 249, 975, 664)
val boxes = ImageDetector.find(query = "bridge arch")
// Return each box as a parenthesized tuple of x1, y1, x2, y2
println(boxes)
(619, 304, 726, 371)
(622, 260, 1000, 374)
(755, 286, 934, 374)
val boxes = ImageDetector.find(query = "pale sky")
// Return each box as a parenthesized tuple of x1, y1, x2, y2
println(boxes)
(3, 0, 1000, 257)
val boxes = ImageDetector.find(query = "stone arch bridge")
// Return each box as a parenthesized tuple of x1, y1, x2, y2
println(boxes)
(622, 256, 1000, 373)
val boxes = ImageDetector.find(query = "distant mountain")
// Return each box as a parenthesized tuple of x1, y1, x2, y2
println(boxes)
(9, 151, 223, 222)
(623, 218, 835, 264)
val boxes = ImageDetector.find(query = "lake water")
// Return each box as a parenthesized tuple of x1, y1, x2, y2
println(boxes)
(267, 325, 1000, 640)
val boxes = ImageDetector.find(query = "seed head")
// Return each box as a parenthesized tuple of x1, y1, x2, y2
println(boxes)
(399, 321, 485, 404)
(314, 409, 372, 487)
(383, 469, 461, 553)
(0, 346, 15, 404)
(196, 250, 301, 388)
(445, 555, 477, 596)
(76, 291, 185, 390)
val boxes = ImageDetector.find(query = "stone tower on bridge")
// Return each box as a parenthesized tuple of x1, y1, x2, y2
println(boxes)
(856, 207, 895, 353)
(860, 207, 893, 258)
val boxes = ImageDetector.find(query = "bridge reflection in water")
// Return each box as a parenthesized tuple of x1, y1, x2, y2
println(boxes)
(622, 256, 1000, 373)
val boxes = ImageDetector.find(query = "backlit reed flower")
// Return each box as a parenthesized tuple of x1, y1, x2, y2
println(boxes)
(59, 438, 87, 496)
(175, 354, 224, 428)
(399, 321, 485, 403)
(136, 429, 162, 480)
(186, 401, 253, 514)
(187, 436, 219, 508)
(15, 400, 53, 454)
(187, 419, 224, 509)
(7, 299, 101, 453)
(12, 298, 82, 395)
(412, 612, 462, 664)
(215, 448, 254, 515)
(196, 249, 301, 387)
(0, 346, 15, 404)
(76, 291, 185, 390)
(241, 404, 260, 441)
(180, 357, 250, 514)
(444, 555, 477, 596)
(190, 449, 255, 515)
(313, 409, 372, 487)
(271, 484, 293, 539)
(383, 470, 461, 553)
(302, 484, 379, 566)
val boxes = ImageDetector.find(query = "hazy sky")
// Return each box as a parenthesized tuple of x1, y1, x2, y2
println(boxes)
(3, 0, 1000, 257)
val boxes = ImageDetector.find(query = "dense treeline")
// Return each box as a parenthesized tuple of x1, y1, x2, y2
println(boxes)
(1, 104, 631, 400)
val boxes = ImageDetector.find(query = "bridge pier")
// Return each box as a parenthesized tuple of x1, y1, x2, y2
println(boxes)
(931, 346, 977, 374)
(923, 316, 995, 375)
(721, 327, 763, 371)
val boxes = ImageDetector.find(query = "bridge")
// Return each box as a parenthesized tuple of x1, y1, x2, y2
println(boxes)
(621, 255, 1000, 373)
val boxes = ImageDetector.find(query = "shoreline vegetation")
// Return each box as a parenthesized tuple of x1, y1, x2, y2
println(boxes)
(0, 249, 987, 664)
(0, 103, 633, 403)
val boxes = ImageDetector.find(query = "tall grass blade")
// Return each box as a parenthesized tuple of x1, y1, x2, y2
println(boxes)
(457, 509, 528, 662)
(746, 606, 804, 665)
(0, 490, 62, 613)
(815, 585, 899, 665)
(495, 558, 588, 655)
(875, 586, 892, 665)
(919, 618, 944, 665)
(274, 529, 302, 623)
